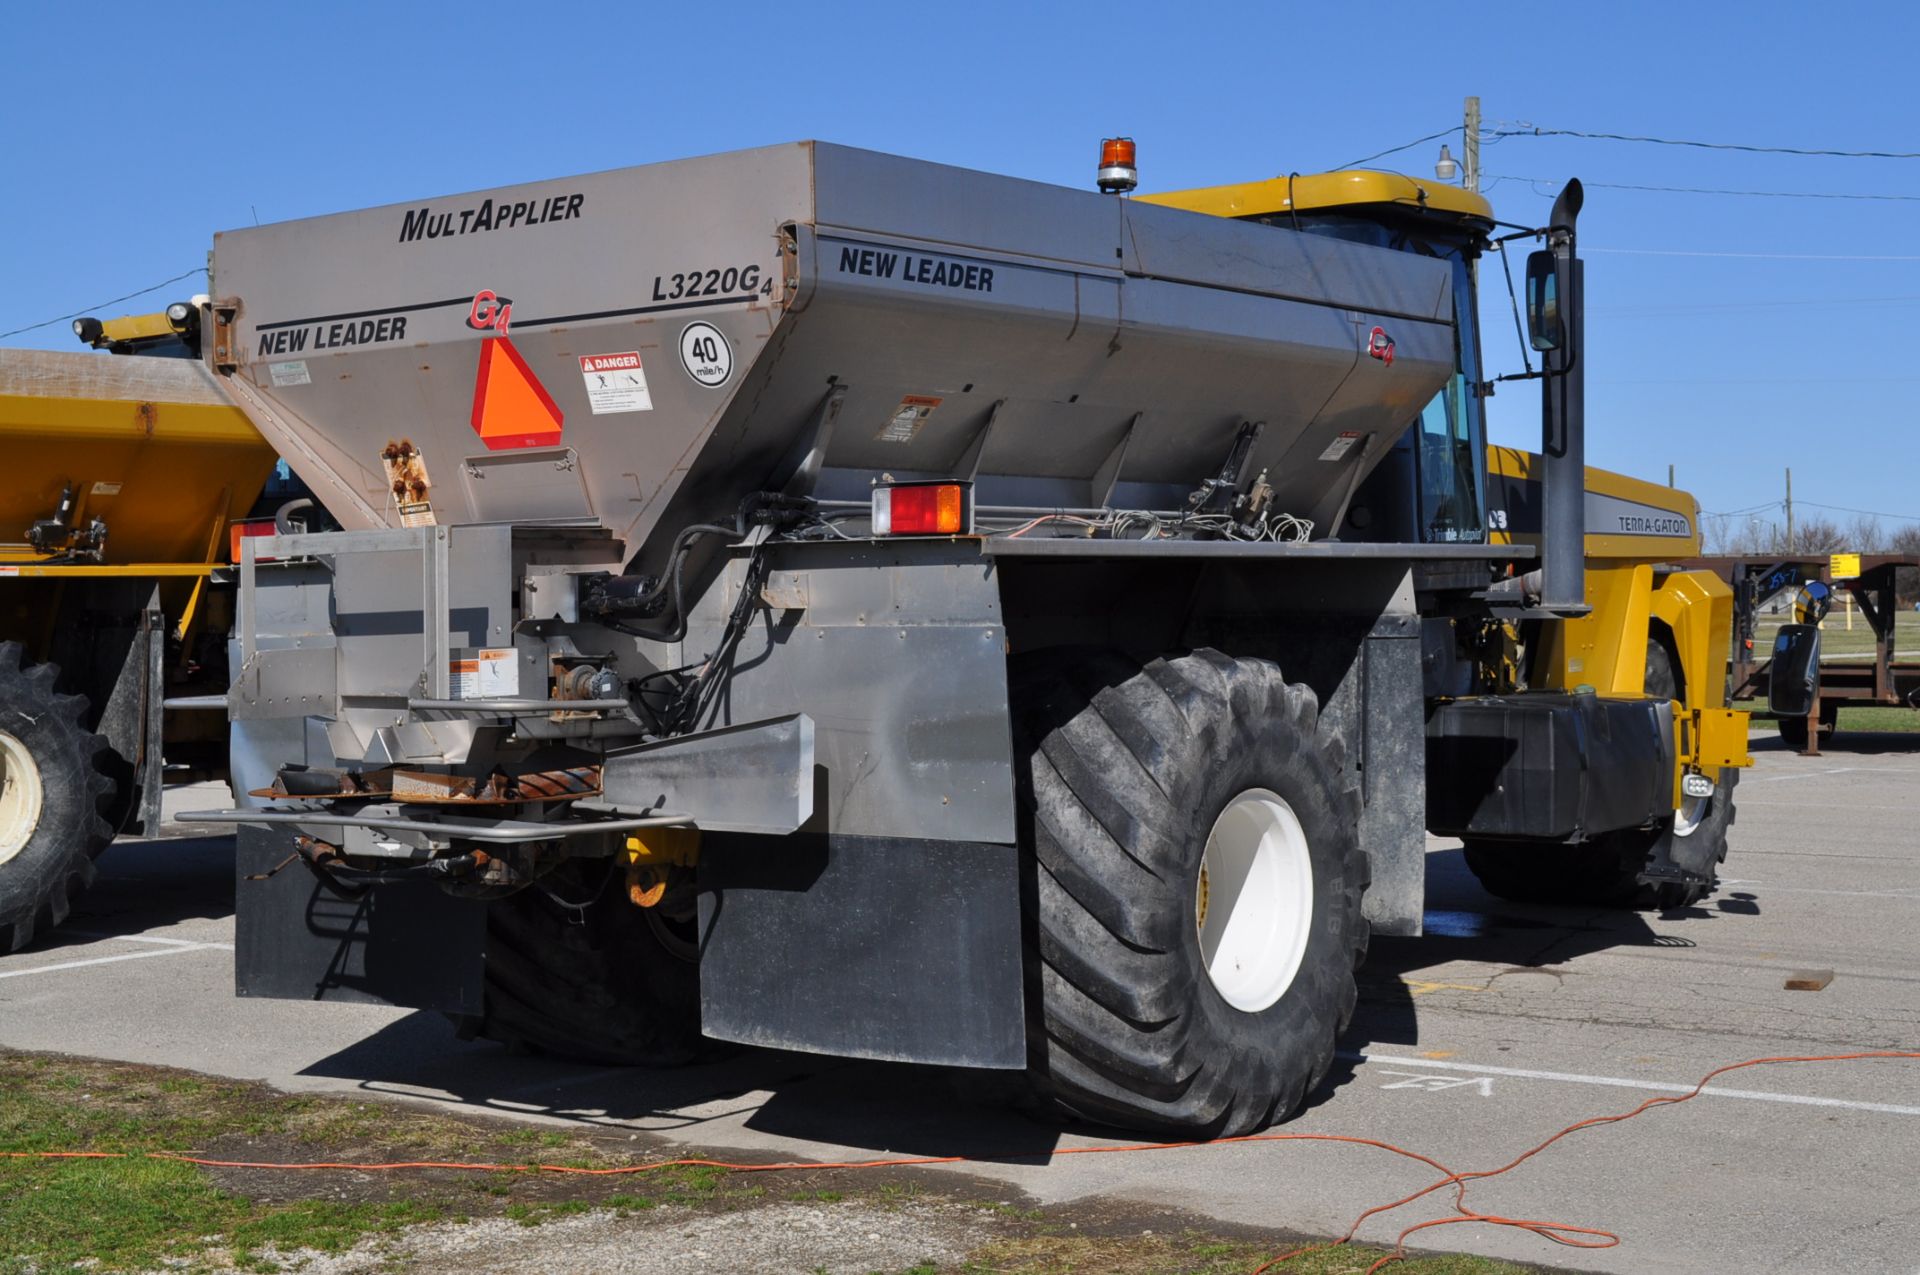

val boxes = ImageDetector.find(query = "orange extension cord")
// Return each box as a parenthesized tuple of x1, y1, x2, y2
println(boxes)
(7, 1051, 1915, 1273)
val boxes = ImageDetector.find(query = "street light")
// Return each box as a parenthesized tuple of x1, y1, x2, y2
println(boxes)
(1434, 144, 1460, 183)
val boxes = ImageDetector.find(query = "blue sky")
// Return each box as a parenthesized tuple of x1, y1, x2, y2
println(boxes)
(5, 2, 1916, 536)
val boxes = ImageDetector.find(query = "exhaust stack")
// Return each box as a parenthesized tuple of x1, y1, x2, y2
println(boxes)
(1539, 179, 1587, 616)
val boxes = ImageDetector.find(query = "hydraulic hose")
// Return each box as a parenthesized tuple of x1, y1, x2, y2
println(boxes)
(602, 491, 815, 643)
(274, 498, 316, 535)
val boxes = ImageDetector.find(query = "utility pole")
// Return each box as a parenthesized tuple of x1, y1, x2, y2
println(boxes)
(1785, 467, 1794, 554)
(1463, 96, 1481, 194)
(1668, 463, 1675, 488)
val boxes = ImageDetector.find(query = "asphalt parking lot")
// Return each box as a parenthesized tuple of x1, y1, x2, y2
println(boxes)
(2, 731, 1916, 1274)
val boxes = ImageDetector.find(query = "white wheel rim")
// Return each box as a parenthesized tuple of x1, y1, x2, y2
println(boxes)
(1196, 788, 1314, 1014)
(0, 731, 45, 865)
(1673, 791, 1710, 838)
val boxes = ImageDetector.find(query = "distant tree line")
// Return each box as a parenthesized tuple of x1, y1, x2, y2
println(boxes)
(1701, 514, 1920, 605)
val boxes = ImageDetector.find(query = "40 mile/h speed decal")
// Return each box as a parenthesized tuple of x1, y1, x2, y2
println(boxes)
(680, 322, 733, 388)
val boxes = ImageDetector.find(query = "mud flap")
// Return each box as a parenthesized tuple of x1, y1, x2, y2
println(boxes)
(234, 823, 485, 1012)
(696, 832, 1025, 1068)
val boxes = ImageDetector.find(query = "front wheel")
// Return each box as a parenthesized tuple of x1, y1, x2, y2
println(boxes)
(1463, 765, 1738, 910)
(1463, 640, 1739, 911)
(1013, 648, 1367, 1138)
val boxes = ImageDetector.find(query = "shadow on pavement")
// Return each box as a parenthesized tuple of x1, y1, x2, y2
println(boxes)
(298, 1011, 1066, 1164)
(296, 843, 1763, 1149)
(1335, 847, 1753, 1067)
(39, 832, 237, 952)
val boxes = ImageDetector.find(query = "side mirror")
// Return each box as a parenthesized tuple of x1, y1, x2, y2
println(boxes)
(1525, 250, 1562, 352)
(1768, 623, 1822, 717)
(1793, 581, 1834, 626)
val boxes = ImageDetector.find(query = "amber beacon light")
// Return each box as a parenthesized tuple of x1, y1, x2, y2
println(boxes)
(1097, 137, 1138, 194)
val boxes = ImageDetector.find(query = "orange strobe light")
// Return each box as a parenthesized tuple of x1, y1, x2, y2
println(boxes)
(1098, 137, 1138, 194)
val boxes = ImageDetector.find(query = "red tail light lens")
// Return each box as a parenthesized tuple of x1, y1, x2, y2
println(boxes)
(871, 482, 971, 536)
(229, 518, 279, 562)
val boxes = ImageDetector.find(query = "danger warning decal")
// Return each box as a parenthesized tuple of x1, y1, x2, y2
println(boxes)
(579, 352, 653, 414)
(1317, 431, 1362, 462)
(878, 395, 942, 443)
(470, 338, 564, 451)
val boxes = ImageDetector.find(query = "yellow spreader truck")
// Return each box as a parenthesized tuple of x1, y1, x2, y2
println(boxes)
(0, 310, 279, 948)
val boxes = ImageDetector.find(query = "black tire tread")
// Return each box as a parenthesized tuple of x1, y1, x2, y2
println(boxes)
(1014, 648, 1366, 1138)
(0, 642, 115, 952)
(470, 861, 702, 1067)
(1462, 643, 1738, 911)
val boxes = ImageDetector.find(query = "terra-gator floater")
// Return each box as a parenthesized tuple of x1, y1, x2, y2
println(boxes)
(197, 139, 1750, 1135)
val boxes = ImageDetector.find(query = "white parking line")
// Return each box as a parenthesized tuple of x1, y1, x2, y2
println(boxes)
(1716, 881, 1920, 900)
(1748, 767, 1915, 783)
(1342, 1051, 1920, 1117)
(0, 942, 232, 980)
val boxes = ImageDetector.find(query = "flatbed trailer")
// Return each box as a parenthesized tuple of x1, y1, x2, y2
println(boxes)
(1679, 554, 1920, 754)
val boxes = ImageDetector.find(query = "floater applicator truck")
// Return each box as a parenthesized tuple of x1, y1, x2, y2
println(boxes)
(196, 140, 1748, 1135)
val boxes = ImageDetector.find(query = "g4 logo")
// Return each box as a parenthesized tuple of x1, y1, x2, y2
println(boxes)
(467, 289, 513, 336)
(1367, 325, 1396, 367)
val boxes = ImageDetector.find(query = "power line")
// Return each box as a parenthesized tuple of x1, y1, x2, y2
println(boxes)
(1797, 500, 1920, 524)
(1603, 375, 1920, 385)
(1585, 247, 1920, 261)
(1704, 500, 1920, 526)
(1704, 501, 1785, 518)
(0, 268, 206, 341)
(1591, 295, 1920, 315)
(1338, 126, 1458, 171)
(1487, 125, 1920, 160)
(1488, 174, 1920, 202)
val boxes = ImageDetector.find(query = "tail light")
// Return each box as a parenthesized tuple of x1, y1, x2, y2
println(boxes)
(229, 517, 279, 562)
(871, 481, 973, 536)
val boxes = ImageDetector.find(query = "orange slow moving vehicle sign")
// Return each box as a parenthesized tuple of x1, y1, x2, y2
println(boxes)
(470, 337, 564, 450)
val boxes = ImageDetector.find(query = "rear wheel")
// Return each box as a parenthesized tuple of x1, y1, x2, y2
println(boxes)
(0, 644, 115, 952)
(466, 859, 702, 1065)
(1012, 648, 1367, 1137)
